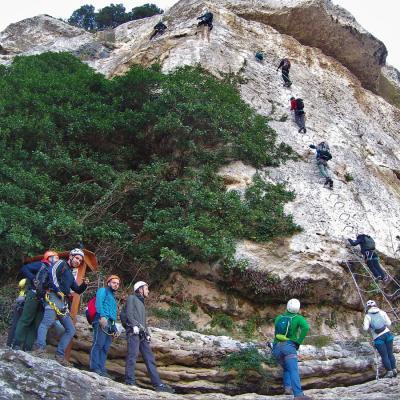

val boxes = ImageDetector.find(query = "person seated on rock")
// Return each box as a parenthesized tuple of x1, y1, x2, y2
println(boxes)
(277, 58, 292, 87)
(33, 248, 88, 366)
(363, 300, 397, 378)
(90, 274, 121, 377)
(255, 51, 264, 62)
(290, 97, 306, 133)
(272, 299, 311, 399)
(150, 21, 167, 40)
(197, 11, 213, 30)
(124, 281, 175, 393)
(309, 141, 333, 189)
(348, 234, 388, 281)
(12, 251, 59, 351)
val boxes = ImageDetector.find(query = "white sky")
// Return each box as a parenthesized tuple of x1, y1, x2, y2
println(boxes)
(0, 1, 398, 69)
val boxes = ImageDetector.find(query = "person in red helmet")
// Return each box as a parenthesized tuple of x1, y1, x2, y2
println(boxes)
(12, 250, 59, 351)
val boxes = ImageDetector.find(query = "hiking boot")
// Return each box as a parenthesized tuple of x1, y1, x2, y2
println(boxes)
(284, 386, 293, 395)
(100, 371, 111, 378)
(31, 346, 49, 358)
(382, 370, 394, 378)
(54, 353, 72, 367)
(303, 128, 307, 133)
(329, 179, 333, 189)
(154, 383, 175, 393)
(393, 369, 398, 377)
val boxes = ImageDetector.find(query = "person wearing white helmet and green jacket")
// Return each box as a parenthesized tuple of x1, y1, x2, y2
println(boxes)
(122, 281, 174, 393)
(272, 299, 311, 399)
(364, 300, 397, 378)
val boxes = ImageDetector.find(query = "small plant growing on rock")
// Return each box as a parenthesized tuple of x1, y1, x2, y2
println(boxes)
(344, 172, 354, 182)
(150, 304, 196, 331)
(211, 313, 234, 332)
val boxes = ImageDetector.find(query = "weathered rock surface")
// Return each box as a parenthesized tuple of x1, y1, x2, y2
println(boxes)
(44, 316, 400, 395)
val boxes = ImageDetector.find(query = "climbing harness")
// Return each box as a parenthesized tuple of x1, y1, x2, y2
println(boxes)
(45, 292, 68, 317)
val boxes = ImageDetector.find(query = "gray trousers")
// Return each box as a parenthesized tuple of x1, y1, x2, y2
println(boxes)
(294, 111, 305, 130)
(317, 159, 331, 179)
(125, 333, 162, 386)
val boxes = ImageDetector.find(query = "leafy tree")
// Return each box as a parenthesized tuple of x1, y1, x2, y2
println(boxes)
(95, 3, 128, 29)
(0, 53, 300, 281)
(68, 4, 96, 31)
(130, 3, 163, 20)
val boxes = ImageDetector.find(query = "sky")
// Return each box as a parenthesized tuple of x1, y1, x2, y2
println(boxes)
(0, 1, 398, 69)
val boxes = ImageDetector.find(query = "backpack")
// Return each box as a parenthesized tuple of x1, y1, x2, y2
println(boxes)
(283, 58, 291, 69)
(369, 312, 386, 334)
(86, 295, 97, 325)
(296, 98, 304, 111)
(363, 235, 375, 250)
(275, 315, 296, 341)
(120, 302, 128, 328)
(319, 149, 332, 161)
(203, 12, 213, 22)
(34, 263, 51, 298)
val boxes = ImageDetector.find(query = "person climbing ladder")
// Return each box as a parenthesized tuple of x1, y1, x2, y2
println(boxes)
(309, 142, 333, 189)
(348, 234, 389, 282)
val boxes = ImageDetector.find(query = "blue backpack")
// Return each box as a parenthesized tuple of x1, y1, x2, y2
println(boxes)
(275, 315, 296, 341)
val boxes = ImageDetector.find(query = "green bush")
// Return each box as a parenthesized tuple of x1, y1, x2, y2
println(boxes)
(0, 284, 17, 333)
(221, 346, 270, 383)
(0, 53, 299, 281)
(151, 304, 196, 331)
(344, 172, 354, 182)
(211, 313, 234, 332)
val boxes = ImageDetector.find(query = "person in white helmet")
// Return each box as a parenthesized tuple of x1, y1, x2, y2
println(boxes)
(33, 248, 88, 366)
(363, 300, 397, 378)
(124, 281, 174, 393)
(272, 299, 311, 399)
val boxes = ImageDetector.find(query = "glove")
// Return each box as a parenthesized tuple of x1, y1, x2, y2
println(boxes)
(133, 326, 140, 335)
(56, 292, 65, 300)
(145, 334, 151, 342)
(99, 317, 108, 329)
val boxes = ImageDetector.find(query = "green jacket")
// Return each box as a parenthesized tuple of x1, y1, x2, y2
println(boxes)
(274, 312, 310, 344)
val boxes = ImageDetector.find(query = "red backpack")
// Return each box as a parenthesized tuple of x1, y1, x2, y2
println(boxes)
(85, 296, 97, 324)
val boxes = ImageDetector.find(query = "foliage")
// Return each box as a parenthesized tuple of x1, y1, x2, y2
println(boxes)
(220, 346, 270, 383)
(0, 53, 299, 282)
(0, 285, 16, 333)
(242, 316, 262, 339)
(211, 313, 234, 332)
(68, 3, 163, 31)
(344, 172, 354, 182)
(151, 304, 196, 331)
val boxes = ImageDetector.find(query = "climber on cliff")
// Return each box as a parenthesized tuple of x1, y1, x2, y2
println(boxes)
(347, 234, 389, 282)
(197, 11, 213, 41)
(363, 300, 397, 378)
(290, 97, 306, 133)
(272, 299, 311, 399)
(12, 251, 59, 351)
(33, 248, 88, 366)
(150, 21, 167, 40)
(309, 141, 334, 189)
(90, 274, 121, 377)
(277, 58, 292, 87)
(123, 281, 175, 393)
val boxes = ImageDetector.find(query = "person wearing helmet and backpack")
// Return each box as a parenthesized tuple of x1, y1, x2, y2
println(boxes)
(123, 281, 174, 393)
(364, 300, 397, 378)
(89, 274, 121, 377)
(33, 248, 88, 366)
(348, 234, 388, 282)
(290, 97, 306, 133)
(272, 299, 311, 399)
(12, 250, 59, 351)
(309, 142, 334, 189)
(277, 58, 292, 87)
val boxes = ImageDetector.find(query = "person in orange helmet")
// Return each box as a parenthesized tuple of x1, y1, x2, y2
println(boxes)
(12, 250, 59, 351)
(90, 274, 121, 377)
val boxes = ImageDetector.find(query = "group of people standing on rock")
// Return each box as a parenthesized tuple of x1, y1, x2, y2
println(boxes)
(7, 249, 174, 393)
(149, 10, 213, 41)
(273, 295, 397, 399)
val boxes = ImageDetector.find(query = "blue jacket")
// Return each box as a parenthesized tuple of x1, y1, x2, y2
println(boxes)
(50, 259, 87, 296)
(348, 234, 374, 256)
(20, 261, 43, 289)
(95, 287, 117, 322)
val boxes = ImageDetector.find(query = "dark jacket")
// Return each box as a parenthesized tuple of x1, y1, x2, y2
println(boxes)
(348, 234, 374, 256)
(126, 294, 148, 333)
(50, 259, 87, 296)
(154, 22, 167, 31)
(277, 58, 290, 72)
(198, 12, 213, 23)
(20, 261, 47, 290)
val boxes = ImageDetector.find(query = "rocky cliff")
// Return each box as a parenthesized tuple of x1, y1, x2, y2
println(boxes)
(1, 0, 400, 397)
